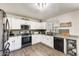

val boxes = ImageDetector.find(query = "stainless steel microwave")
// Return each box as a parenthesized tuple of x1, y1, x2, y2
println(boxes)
(21, 25, 29, 30)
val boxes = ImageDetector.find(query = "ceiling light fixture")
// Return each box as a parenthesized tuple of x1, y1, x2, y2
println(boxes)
(35, 3, 49, 10)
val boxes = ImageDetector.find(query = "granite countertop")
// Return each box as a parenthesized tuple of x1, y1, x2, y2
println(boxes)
(9, 33, 79, 40)
(9, 34, 32, 37)
(54, 34, 79, 39)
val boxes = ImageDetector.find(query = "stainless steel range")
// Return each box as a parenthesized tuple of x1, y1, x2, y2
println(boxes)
(20, 24, 32, 48)
(21, 34, 32, 48)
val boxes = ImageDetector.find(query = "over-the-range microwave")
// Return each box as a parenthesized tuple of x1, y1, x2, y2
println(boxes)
(21, 25, 30, 30)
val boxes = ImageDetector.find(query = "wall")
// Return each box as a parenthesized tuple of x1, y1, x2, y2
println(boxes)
(46, 10, 79, 36)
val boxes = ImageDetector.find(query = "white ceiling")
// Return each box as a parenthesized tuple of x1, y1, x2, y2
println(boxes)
(0, 3, 79, 20)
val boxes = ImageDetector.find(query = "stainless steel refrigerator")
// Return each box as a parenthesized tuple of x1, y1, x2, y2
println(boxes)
(0, 9, 10, 56)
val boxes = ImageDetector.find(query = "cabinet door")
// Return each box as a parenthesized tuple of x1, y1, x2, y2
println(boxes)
(11, 18, 20, 29)
(14, 36, 21, 50)
(32, 35, 40, 44)
(40, 35, 45, 43)
(41, 35, 46, 45)
(48, 36, 53, 48)
(15, 19, 21, 29)
(46, 36, 52, 47)
(43, 36, 53, 48)
(40, 22, 46, 29)
(30, 21, 41, 29)
(11, 18, 16, 29)
(42, 36, 50, 47)
(8, 37, 15, 51)
(30, 22, 36, 29)
(8, 36, 21, 51)
(45, 36, 50, 45)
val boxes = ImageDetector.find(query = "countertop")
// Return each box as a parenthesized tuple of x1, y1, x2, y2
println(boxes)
(54, 34, 79, 40)
(9, 34, 79, 40)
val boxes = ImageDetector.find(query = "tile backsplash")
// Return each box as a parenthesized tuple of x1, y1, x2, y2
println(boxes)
(59, 29, 69, 33)
(59, 29, 70, 36)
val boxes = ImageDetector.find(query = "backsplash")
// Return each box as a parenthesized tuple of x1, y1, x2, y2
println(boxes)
(9, 29, 46, 36)
(59, 29, 69, 33)
(59, 29, 70, 36)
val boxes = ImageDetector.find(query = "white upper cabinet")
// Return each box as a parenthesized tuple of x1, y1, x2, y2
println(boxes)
(8, 16, 46, 30)
(30, 21, 39, 29)
(40, 22, 46, 29)
(8, 17, 21, 29)
(12, 18, 21, 29)
(8, 17, 29, 29)
(19, 19, 30, 25)
(30, 21, 46, 29)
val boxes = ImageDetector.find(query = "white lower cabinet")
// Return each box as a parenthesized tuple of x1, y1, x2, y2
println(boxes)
(14, 36, 21, 50)
(32, 35, 41, 45)
(47, 36, 54, 48)
(8, 35, 53, 51)
(41, 35, 54, 48)
(8, 37, 15, 51)
(8, 36, 21, 51)
(41, 35, 46, 44)
(32, 35, 54, 48)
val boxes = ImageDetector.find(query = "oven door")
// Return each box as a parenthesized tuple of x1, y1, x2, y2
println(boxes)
(22, 36, 31, 46)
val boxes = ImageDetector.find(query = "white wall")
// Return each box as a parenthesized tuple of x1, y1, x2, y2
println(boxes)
(46, 10, 79, 36)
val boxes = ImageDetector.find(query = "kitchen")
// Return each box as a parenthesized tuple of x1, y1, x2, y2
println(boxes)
(0, 3, 79, 56)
